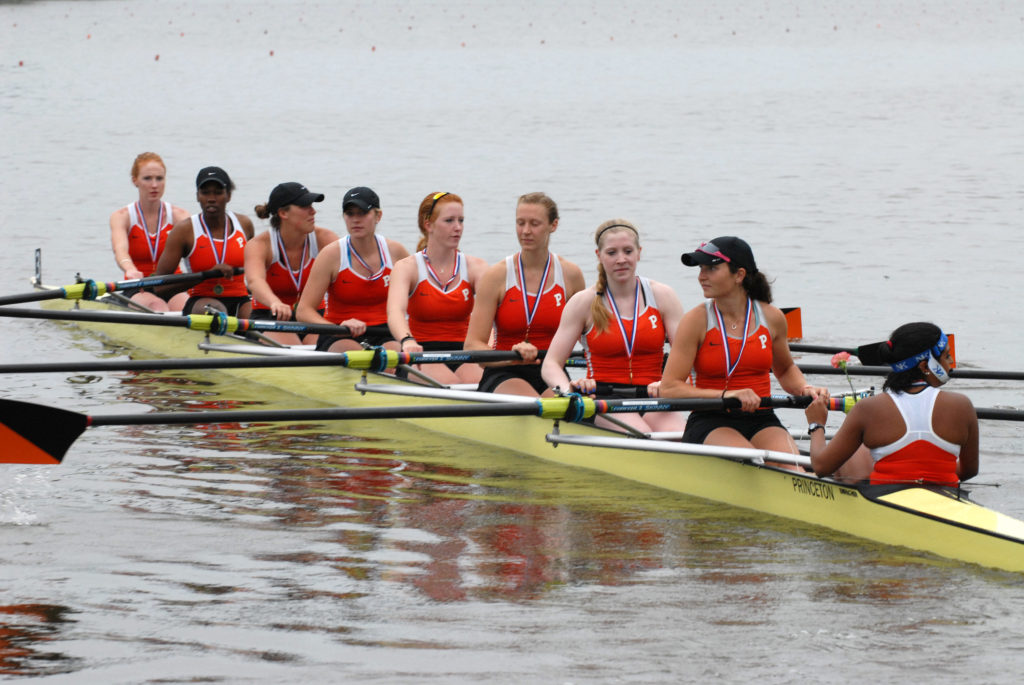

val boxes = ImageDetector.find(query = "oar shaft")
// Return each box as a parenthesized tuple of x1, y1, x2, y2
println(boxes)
(798, 363, 1024, 381)
(790, 343, 857, 355)
(0, 306, 358, 337)
(86, 402, 545, 427)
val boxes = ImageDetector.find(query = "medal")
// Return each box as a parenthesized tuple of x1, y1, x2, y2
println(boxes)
(213, 284, 224, 295)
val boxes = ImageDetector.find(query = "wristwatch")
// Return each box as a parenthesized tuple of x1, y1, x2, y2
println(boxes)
(807, 423, 825, 436)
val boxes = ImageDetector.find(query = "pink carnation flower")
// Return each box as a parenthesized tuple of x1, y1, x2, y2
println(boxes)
(831, 351, 852, 369)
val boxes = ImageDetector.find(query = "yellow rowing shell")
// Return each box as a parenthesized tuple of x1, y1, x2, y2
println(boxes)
(36, 295, 1024, 573)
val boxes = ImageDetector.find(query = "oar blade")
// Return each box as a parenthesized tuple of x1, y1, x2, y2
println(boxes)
(0, 399, 88, 464)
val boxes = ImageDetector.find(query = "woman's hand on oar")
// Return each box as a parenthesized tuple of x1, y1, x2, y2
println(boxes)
(0, 269, 242, 306)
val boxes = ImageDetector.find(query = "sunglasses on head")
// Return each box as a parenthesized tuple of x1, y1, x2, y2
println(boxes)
(696, 241, 730, 263)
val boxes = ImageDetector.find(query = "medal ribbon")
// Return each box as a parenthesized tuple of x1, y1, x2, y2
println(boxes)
(422, 250, 461, 293)
(135, 201, 165, 265)
(198, 213, 230, 266)
(275, 229, 310, 293)
(347, 236, 387, 281)
(605, 277, 641, 358)
(713, 297, 752, 379)
(516, 251, 551, 338)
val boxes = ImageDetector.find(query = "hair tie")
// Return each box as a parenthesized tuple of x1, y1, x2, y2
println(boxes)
(886, 340, 893, 349)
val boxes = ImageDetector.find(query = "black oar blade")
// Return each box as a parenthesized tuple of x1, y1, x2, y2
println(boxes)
(0, 399, 88, 464)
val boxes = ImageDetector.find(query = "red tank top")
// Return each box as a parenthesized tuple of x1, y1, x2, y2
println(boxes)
(584, 277, 666, 385)
(252, 229, 323, 311)
(125, 201, 178, 276)
(407, 251, 474, 342)
(186, 212, 248, 297)
(493, 253, 568, 350)
(324, 235, 394, 326)
(692, 299, 773, 397)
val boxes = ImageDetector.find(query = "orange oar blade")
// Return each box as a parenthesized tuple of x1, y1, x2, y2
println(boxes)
(0, 400, 88, 465)
(783, 307, 802, 341)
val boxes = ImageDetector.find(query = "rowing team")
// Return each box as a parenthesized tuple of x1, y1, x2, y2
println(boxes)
(109, 152, 979, 488)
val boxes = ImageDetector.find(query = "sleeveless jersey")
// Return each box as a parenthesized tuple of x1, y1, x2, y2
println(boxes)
(125, 201, 178, 276)
(493, 253, 568, 350)
(583, 277, 666, 385)
(692, 299, 773, 397)
(407, 251, 474, 342)
(325, 234, 394, 326)
(252, 230, 322, 311)
(869, 386, 961, 486)
(186, 212, 248, 297)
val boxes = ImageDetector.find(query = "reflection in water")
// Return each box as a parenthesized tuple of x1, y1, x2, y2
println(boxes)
(105, 373, 695, 604)
(0, 604, 78, 676)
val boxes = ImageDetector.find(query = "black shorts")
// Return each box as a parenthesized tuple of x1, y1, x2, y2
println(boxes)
(593, 382, 651, 400)
(477, 364, 547, 394)
(681, 409, 786, 444)
(182, 295, 251, 316)
(315, 326, 394, 352)
(247, 308, 323, 322)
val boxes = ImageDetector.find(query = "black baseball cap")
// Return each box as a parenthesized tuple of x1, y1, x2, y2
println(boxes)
(267, 182, 325, 214)
(342, 187, 380, 211)
(681, 236, 758, 273)
(195, 166, 232, 189)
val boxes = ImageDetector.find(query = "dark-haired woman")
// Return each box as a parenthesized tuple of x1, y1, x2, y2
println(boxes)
(245, 182, 339, 345)
(542, 219, 684, 433)
(804, 322, 978, 485)
(661, 236, 827, 455)
(464, 192, 586, 396)
(154, 166, 254, 316)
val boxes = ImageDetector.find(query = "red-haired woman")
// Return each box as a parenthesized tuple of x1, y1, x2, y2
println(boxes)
(108, 152, 191, 311)
(387, 192, 488, 385)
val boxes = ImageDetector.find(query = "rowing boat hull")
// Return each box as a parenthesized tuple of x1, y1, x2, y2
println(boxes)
(36, 295, 1024, 573)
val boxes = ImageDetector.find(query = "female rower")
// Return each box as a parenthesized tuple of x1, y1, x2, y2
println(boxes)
(296, 187, 409, 352)
(153, 166, 255, 316)
(541, 220, 685, 433)
(661, 236, 828, 458)
(387, 191, 489, 385)
(108, 152, 191, 311)
(464, 192, 585, 396)
(246, 182, 339, 345)
(804, 322, 978, 485)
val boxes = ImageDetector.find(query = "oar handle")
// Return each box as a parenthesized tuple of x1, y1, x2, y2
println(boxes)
(0, 268, 244, 306)
(108, 267, 243, 294)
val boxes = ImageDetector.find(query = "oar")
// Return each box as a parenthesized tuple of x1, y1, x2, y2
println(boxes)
(0, 269, 239, 306)
(0, 306, 370, 338)
(789, 343, 857, 355)
(1, 395, 811, 465)
(0, 348, 588, 375)
(797, 363, 1024, 382)
(0, 349, 536, 374)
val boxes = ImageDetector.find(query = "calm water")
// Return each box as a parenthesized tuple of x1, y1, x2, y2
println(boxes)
(2, 1, 1023, 682)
